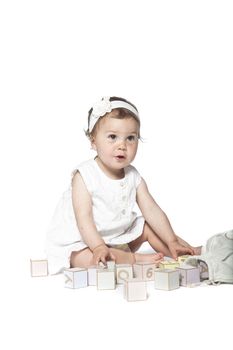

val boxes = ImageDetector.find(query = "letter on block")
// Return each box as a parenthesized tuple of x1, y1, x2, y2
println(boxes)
(97, 269, 115, 290)
(116, 264, 133, 284)
(177, 265, 200, 286)
(30, 259, 48, 277)
(64, 267, 88, 289)
(159, 260, 180, 270)
(133, 262, 155, 281)
(124, 278, 147, 301)
(154, 269, 180, 291)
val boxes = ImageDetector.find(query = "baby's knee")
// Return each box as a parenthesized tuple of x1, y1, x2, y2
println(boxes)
(70, 248, 93, 268)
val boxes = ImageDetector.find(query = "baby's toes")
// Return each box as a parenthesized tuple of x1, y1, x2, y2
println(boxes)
(156, 253, 164, 260)
(154, 253, 163, 261)
(193, 246, 202, 255)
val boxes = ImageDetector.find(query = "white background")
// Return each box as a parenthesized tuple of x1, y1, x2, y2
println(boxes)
(0, 1, 232, 349)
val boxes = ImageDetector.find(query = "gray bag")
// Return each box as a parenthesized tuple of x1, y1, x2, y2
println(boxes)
(186, 229, 233, 284)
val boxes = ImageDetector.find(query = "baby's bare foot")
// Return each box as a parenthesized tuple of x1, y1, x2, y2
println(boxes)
(134, 252, 164, 265)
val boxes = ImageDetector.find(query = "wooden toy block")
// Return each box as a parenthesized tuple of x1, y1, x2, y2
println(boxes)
(154, 269, 180, 291)
(97, 269, 116, 290)
(64, 267, 88, 289)
(178, 255, 190, 264)
(116, 264, 133, 284)
(159, 260, 180, 270)
(124, 278, 147, 301)
(198, 261, 209, 280)
(98, 262, 106, 268)
(133, 262, 155, 281)
(177, 265, 200, 286)
(88, 265, 103, 286)
(107, 260, 116, 269)
(30, 259, 48, 277)
(186, 282, 202, 288)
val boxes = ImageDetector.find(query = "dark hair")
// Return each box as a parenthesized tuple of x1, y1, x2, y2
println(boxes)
(85, 96, 140, 139)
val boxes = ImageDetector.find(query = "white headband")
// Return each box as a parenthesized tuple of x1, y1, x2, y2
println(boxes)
(89, 96, 140, 133)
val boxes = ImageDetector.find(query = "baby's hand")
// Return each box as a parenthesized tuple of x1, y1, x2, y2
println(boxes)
(168, 240, 194, 260)
(92, 243, 116, 265)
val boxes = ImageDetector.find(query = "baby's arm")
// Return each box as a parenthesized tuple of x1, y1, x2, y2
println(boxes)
(72, 172, 115, 264)
(136, 178, 193, 258)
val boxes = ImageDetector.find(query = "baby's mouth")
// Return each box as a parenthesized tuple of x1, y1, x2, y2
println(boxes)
(115, 155, 126, 160)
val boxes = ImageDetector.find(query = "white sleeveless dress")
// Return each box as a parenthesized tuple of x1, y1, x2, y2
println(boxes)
(45, 158, 145, 274)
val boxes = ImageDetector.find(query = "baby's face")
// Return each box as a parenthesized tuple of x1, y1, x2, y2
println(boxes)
(91, 116, 139, 177)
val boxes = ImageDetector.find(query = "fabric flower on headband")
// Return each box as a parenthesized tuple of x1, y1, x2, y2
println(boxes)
(92, 96, 112, 117)
(88, 96, 140, 133)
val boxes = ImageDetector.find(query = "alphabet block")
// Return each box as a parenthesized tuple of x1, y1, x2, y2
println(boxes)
(133, 262, 155, 281)
(88, 266, 101, 286)
(159, 260, 180, 270)
(97, 269, 116, 290)
(64, 267, 88, 289)
(30, 259, 48, 277)
(178, 255, 190, 264)
(198, 261, 209, 280)
(107, 260, 116, 269)
(177, 265, 200, 286)
(116, 264, 133, 284)
(154, 269, 180, 291)
(124, 278, 147, 301)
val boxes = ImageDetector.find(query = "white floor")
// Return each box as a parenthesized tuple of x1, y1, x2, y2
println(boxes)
(3, 244, 231, 350)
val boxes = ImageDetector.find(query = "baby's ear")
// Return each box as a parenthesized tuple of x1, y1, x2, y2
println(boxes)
(90, 136, 97, 150)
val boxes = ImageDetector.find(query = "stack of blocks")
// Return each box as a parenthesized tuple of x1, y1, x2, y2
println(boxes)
(62, 261, 147, 301)
(31, 255, 204, 300)
(155, 257, 201, 289)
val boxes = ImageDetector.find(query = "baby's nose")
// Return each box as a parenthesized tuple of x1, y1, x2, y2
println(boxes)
(118, 139, 127, 150)
(118, 145, 126, 151)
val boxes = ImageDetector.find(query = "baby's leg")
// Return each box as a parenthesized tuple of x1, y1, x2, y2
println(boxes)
(129, 222, 202, 257)
(70, 248, 94, 268)
(70, 247, 137, 268)
(109, 248, 163, 265)
(176, 235, 202, 255)
(128, 222, 172, 256)
(70, 246, 163, 269)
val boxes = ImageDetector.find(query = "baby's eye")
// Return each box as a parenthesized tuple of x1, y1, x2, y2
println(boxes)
(127, 135, 136, 142)
(108, 134, 117, 140)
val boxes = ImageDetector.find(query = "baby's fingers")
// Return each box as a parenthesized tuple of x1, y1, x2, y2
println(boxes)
(93, 257, 100, 265)
(170, 248, 178, 260)
(93, 255, 101, 265)
(109, 252, 116, 261)
(179, 246, 194, 256)
(93, 252, 103, 265)
(101, 255, 107, 264)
